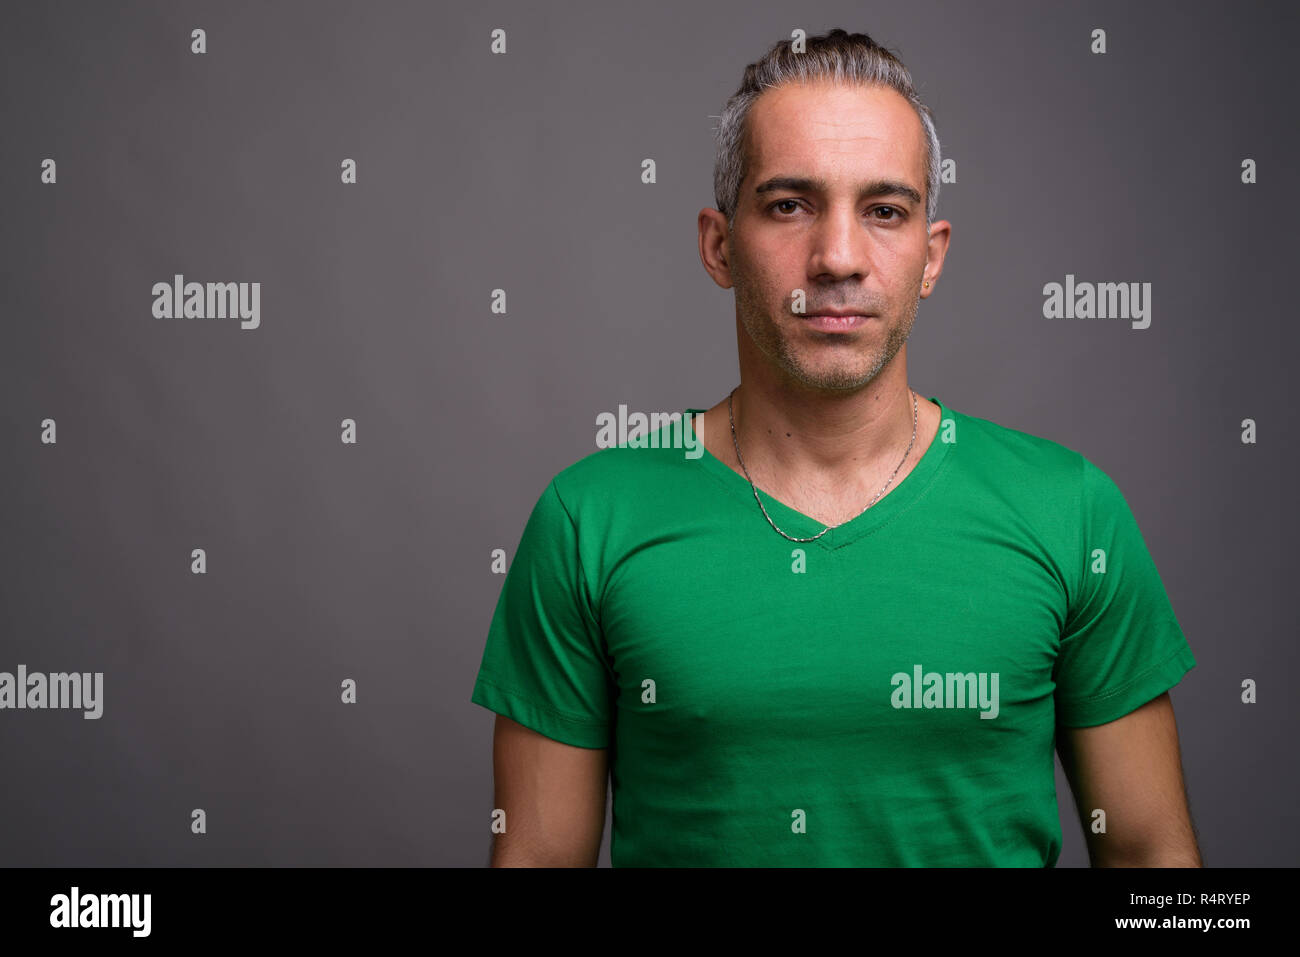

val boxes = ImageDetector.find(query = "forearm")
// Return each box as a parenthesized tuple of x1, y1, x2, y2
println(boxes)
(490, 835, 600, 867)
(1089, 829, 1202, 867)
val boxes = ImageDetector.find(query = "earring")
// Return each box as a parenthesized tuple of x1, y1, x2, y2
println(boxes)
(923, 280, 930, 288)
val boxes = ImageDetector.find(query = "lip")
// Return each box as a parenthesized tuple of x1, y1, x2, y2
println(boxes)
(799, 313, 877, 331)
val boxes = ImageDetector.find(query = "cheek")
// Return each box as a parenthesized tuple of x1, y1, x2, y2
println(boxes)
(745, 239, 798, 279)
(740, 268, 788, 309)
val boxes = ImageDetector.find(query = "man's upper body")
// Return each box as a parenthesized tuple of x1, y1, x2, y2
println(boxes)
(471, 399, 1199, 866)
(471, 30, 1201, 867)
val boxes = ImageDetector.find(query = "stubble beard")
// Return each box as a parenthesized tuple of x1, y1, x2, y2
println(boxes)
(732, 254, 920, 394)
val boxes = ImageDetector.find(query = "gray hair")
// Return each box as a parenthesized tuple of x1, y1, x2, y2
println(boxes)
(712, 29, 941, 231)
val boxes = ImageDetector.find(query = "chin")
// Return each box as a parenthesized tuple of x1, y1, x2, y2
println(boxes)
(787, 365, 885, 392)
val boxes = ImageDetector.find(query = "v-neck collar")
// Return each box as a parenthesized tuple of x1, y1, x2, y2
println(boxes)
(683, 396, 953, 550)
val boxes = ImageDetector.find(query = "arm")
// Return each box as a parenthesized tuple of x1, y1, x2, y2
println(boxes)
(487, 715, 608, 867)
(1056, 691, 1202, 867)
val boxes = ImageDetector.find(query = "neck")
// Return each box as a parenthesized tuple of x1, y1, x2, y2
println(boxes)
(730, 367, 918, 486)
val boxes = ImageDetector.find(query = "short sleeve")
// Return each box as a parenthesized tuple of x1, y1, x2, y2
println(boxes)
(1053, 457, 1196, 727)
(470, 478, 614, 748)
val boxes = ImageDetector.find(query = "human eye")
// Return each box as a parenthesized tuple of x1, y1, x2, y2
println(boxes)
(767, 198, 803, 217)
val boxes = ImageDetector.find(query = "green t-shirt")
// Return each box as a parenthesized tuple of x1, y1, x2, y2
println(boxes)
(470, 396, 1196, 866)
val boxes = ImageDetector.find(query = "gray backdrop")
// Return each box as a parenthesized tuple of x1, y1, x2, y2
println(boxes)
(1, 0, 1295, 867)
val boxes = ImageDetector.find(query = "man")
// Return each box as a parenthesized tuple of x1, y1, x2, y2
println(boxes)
(470, 29, 1200, 867)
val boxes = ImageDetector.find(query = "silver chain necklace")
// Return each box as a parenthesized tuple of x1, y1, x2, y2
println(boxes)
(727, 386, 919, 543)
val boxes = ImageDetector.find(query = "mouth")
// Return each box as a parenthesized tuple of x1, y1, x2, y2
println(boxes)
(798, 313, 877, 332)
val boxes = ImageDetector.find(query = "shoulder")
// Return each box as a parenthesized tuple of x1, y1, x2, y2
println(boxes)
(942, 402, 1092, 487)
(543, 414, 697, 519)
(942, 403, 1146, 534)
(937, 402, 1137, 530)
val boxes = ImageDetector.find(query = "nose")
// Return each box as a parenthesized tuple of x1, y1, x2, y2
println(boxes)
(808, 206, 868, 280)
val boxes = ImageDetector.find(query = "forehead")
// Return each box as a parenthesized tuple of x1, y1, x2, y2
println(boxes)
(744, 80, 925, 187)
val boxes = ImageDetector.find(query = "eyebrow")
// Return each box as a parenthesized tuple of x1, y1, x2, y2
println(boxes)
(753, 175, 922, 207)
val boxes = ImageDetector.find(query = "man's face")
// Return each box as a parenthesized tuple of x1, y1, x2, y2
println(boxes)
(727, 79, 932, 392)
